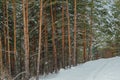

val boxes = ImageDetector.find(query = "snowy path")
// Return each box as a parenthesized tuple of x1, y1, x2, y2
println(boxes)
(30, 57, 120, 80)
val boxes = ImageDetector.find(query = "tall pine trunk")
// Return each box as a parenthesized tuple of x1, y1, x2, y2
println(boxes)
(50, 0, 58, 72)
(0, 36, 3, 79)
(66, 0, 72, 67)
(2, 0, 7, 67)
(83, 15, 87, 62)
(6, 0, 11, 74)
(12, 0, 17, 73)
(89, 0, 94, 60)
(62, 1, 65, 68)
(44, 13, 48, 74)
(73, 0, 77, 66)
(22, 0, 30, 79)
(36, 0, 43, 79)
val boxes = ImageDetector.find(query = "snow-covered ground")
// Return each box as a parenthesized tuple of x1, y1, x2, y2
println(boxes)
(31, 57, 120, 80)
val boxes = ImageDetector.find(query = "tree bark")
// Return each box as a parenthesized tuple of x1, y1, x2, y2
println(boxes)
(22, 0, 30, 79)
(0, 36, 3, 79)
(36, 0, 43, 79)
(44, 13, 48, 74)
(62, 1, 65, 68)
(12, 0, 17, 74)
(50, 0, 58, 72)
(73, 0, 77, 66)
(83, 15, 87, 62)
(6, 0, 11, 74)
(66, 0, 72, 67)
(2, 0, 7, 67)
(89, 0, 94, 60)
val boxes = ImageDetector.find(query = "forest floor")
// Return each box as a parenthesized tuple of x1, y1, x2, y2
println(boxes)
(30, 56, 120, 80)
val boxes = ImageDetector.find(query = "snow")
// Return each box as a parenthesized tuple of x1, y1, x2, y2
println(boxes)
(30, 57, 120, 80)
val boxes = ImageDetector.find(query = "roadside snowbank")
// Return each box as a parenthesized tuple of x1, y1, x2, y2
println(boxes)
(31, 57, 120, 80)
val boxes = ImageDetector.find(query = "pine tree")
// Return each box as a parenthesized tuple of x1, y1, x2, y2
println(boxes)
(37, 0, 43, 79)
(12, 0, 17, 73)
(0, 36, 3, 79)
(22, 0, 30, 79)
(50, 0, 58, 72)
(66, 0, 72, 67)
(61, 0, 65, 68)
(73, 0, 77, 66)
